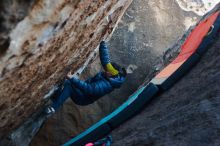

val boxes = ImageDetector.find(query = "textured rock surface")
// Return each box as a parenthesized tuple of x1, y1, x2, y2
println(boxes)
(0, 0, 35, 55)
(0, 0, 132, 142)
(1, 0, 219, 146)
(176, 0, 220, 15)
(111, 6, 220, 146)
(113, 33, 220, 146)
(31, 0, 202, 146)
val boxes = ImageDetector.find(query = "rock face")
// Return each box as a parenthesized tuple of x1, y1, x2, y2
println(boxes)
(0, 0, 132, 142)
(112, 32, 220, 146)
(0, 0, 35, 55)
(111, 5, 220, 146)
(31, 0, 203, 146)
(176, 0, 220, 16)
(1, 0, 219, 146)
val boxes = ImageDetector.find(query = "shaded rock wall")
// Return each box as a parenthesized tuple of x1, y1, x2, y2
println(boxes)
(31, 0, 201, 146)
(0, 0, 132, 141)
(113, 30, 220, 146)
(111, 5, 220, 146)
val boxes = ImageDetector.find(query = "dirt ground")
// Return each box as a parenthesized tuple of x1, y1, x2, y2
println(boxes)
(111, 34, 220, 146)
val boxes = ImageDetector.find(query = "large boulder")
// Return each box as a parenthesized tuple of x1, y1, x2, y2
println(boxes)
(0, 0, 132, 143)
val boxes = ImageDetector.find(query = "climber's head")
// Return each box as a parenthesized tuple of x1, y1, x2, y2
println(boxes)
(105, 62, 127, 77)
(111, 62, 127, 77)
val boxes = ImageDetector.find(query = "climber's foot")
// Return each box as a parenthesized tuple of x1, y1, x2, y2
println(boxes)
(44, 106, 55, 117)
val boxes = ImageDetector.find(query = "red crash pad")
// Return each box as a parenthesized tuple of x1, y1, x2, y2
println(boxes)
(155, 11, 220, 79)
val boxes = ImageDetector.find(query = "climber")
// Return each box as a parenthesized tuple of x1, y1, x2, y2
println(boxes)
(45, 41, 127, 114)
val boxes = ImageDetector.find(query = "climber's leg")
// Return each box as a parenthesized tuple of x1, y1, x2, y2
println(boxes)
(69, 86, 94, 106)
(51, 80, 74, 110)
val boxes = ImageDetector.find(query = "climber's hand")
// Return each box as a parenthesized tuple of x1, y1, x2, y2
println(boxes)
(66, 72, 73, 79)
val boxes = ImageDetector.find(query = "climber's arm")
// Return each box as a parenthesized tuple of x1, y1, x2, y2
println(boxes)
(99, 41, 119, 76)
(99, 41, 110, 67)
(105, 63, 119, 76)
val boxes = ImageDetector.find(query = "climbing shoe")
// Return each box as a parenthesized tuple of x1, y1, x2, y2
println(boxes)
(44, 106, 55, 116)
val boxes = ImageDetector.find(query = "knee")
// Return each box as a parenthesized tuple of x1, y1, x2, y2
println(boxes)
(64, 79, 71, 84)
(63, 79, 72, 87)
